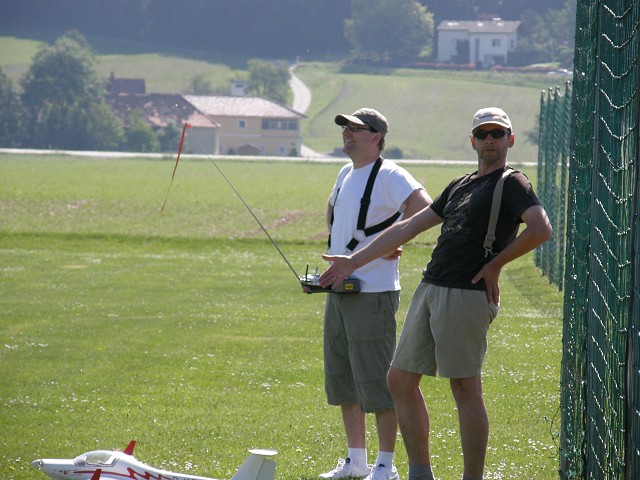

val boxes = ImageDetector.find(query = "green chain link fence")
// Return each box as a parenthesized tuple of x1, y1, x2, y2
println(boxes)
(536, 82, 571, 290)
(536, 0, 639, 478)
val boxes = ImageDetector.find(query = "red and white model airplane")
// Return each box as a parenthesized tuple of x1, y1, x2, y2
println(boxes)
(32, 440, 277, 480)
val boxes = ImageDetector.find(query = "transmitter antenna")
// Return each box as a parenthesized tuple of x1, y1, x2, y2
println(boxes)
(192, 135, 301, 282)
(163, 131, 360, 294)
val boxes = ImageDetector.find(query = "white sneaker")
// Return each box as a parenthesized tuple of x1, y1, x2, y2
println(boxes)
(319, 458, 372, 479)
(366, 463, 399, 480)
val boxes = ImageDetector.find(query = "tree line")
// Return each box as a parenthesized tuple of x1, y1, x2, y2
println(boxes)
(0, 0, 576, 151)
(3, 0, 575, 66)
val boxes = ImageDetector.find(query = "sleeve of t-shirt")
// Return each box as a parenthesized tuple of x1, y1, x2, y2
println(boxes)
(381, 165, 426, 210)
(503, 171, 542, 223)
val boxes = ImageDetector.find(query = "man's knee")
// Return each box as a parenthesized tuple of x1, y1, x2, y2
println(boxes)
(449, 376, 483, 405)
(387, 367, 420, 399)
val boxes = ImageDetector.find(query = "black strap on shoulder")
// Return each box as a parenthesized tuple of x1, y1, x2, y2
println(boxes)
(356, 157, 383, 231)
(329, 157, 403, 252)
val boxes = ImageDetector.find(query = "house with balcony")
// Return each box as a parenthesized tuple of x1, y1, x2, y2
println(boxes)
(437, 18, 521, 67)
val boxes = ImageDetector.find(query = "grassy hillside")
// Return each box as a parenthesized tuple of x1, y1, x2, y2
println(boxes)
(0, 35, 568, 161)
(296, 62, 562, 161)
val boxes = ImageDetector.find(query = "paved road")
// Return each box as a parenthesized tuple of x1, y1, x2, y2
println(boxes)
(289, 66, 328, 158)
(289, 70, 311, 114)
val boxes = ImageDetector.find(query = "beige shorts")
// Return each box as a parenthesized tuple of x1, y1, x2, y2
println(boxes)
(391, 282, 499, 378)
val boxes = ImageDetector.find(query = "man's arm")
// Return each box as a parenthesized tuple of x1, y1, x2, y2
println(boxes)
(472, 204, 553, 304)
(402, 188, 433, 218)
(383, 188, 433, 259)
(319, 204, 443, 288)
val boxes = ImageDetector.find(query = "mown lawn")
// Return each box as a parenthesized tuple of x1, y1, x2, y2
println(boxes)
(0, 154, 563, 480)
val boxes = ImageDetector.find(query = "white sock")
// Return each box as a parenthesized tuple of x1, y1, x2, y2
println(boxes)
(347, 448, 367, 468)
(375, 451, 394, 467)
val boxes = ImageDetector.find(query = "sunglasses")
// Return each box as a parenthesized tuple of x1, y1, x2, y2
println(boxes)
(473, 128, 510, 140)
(342, 125, 375, 133)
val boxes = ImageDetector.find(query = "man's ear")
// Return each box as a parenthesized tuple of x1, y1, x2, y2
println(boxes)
(470, 134, 478, 150)
(508, 133, 515, 148)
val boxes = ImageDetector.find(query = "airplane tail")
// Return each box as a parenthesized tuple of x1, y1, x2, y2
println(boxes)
(230, 449, 277, 480)
(123, 440, 136, 456)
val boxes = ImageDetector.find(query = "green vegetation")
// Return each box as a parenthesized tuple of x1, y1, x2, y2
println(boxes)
(345, 0, 434, 62)
(96, 53, 240, 94)
(295, 62, 559, 161)
(0, 34, 568, 161)
(0, 154, 562, 479)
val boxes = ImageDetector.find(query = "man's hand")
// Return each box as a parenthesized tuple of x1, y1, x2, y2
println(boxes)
(319, 254, 358, 289)
(383, 246, 403, 260)
(471, 260, 502, 305)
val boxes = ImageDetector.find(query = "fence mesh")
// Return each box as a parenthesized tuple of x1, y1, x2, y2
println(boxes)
(536, 82, 571, 290)
(536, 0, 639, 478)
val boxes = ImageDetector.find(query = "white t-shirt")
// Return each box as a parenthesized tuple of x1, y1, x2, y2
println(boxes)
(329, 159, 425, 292)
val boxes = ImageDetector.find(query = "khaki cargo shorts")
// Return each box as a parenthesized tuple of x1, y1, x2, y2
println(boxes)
(324, 291, 399, 413)
(391, 282, 499, 378)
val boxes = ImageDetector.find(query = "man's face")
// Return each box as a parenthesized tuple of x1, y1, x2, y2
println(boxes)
(341, 122, 377, 154)
(470, 123, 514, 162)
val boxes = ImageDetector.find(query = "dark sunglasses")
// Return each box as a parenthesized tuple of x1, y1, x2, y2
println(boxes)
(473, 128, 510, 140)
(342, 125, 375, 133)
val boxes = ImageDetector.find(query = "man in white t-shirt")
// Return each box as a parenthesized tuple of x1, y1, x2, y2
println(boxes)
(319, 108, 431, 480)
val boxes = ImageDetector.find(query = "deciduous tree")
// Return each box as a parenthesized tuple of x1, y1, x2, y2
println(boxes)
(20, 30, 122, 150)
(0, 67, 24, 147)
(247, 59, 290, 104)
(345, 0, 434, 63)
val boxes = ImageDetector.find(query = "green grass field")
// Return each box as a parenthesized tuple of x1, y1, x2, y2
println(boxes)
(0, 153, 563, 480)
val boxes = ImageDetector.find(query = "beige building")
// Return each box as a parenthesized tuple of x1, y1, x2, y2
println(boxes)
(184, 95, 306, 156)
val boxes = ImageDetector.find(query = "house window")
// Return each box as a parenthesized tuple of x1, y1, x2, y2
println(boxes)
(492, 39, 501, 47)
(262, 119, 298, 130)
(238, 120, 246, 129)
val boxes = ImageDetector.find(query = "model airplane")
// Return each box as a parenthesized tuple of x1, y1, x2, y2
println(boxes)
(32, 440, 277, 480)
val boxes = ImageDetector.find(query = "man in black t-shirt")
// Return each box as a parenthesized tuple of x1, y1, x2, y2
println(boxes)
(318, 107, 552, 480)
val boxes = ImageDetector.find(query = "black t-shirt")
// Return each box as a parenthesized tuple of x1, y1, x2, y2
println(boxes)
(422, 167, 541, 290)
